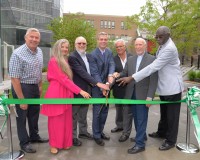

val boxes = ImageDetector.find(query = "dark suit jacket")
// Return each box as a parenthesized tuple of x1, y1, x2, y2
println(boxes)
(90, 47, 115, 97)
(112, 53, 132, 98)
(68, 50, 98, 98)
(120, 52, 158, 100)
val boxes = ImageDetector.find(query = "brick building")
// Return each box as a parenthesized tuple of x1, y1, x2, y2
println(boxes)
(63, 13, 138, 52)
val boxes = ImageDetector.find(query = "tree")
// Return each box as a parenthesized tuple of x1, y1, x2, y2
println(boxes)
(127, 0, 200, 55)
(48, 13, 97, 52)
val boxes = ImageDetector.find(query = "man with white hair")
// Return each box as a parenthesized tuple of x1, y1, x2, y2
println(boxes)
(68, 36, 109, 147)
(115, 37, 158, 154)
(111, 39, 132, 143)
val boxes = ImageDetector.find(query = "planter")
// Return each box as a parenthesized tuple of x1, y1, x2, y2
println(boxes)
(194, 78, 200, 83)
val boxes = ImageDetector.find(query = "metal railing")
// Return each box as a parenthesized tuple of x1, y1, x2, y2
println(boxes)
(0, 41, 14, 85)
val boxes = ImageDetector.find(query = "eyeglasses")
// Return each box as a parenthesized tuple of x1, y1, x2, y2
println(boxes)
(155, 35, 164, 39)
(77, 42, 86, 45)
(155, 33, 169, 39)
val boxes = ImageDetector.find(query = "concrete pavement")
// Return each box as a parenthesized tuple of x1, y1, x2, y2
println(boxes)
(0, 81, 200, 159)
(0, 103, 200, 160)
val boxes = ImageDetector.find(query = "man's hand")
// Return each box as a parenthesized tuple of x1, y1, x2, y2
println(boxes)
(97, 83, 110, 91)
(102, 82, 110, 96)
(108, 76, 114, 84)
(116, 76, 133, 86)
(112, 72, 120, 78)
(146, 97, 152, 108)
(20, 104, 28, 110)
(102, 89, 107, 96)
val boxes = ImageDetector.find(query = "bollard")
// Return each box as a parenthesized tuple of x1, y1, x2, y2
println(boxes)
(0, 89, 24, 160)
(197, 55, 200, 69)
(181, 55, 185, 65)
(176, 88, 199, 153)
(191, 56, 193, 67)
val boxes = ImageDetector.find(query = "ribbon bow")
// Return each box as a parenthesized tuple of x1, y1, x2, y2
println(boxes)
(186, 86, 200, 146)
(0, 94, 10, 139)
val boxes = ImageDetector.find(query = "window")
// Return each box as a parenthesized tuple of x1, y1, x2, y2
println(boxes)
(111, 21, 115, 29)
(121, 21, 124, 29)
(100, 20, 104, 28)
(108, 21, 111, 29)
(87, 20, 94, 27)
(104, 20, 107, 29)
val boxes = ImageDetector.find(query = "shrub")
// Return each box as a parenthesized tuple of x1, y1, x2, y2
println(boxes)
(196, 71, 200, 79)
(188, 71, 196, 81)
(42, 67, 47, 72)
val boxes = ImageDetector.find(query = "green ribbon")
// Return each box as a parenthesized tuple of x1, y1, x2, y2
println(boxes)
(186, 86, 200, 146)
(0, 94, 10, 139)
(0, 89, 199, 145)
(3, 98, 185, 105)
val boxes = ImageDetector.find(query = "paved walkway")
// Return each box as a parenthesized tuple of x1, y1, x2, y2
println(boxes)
(0, 81, 200, 160)
(0, 103, 200, 160)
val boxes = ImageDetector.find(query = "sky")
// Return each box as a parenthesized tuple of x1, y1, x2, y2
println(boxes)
(63, 0, 147, 16)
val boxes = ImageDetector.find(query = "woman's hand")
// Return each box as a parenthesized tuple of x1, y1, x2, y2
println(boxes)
(80, 90, 91, 99)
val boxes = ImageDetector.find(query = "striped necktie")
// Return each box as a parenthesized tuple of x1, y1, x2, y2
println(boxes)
(156, 46, 162, 57)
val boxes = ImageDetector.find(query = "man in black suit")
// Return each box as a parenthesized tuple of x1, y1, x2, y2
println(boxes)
(111, 39, 132, 143)
(68, 36, 109, 146)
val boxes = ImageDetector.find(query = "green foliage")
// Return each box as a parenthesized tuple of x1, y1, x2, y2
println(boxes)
(127, 0, 200, 55)
(188, 71, 196, 81)
(41, 81, 49, 98)
(9, 81, 49, 99)
(48, 13, 97, 52)
(42, 67, 47, 72)
(196, 71, 200, 79)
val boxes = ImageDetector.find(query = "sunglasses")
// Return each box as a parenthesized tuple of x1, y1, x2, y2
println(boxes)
(77, 42, 86, 45)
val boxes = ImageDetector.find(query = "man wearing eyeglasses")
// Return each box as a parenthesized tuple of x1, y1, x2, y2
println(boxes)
(68, 36, 109, 147)
(90, 32, 115, 146)
(115, 26, 184, 151)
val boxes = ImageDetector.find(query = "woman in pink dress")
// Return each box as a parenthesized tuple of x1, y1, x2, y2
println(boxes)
(40, 39, 91, 154)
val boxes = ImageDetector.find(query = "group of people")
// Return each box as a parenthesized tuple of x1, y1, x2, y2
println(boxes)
(8, 26, 183, 155)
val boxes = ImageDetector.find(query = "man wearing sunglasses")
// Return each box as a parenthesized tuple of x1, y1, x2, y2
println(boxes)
(68, 36, 109, 147)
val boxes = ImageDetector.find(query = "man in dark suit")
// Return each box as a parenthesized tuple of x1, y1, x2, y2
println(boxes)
(68, 36, 109, 147)
(111, 39, 133, 143)
(115, 38, 158, 154)
(90, 32, 115, 146)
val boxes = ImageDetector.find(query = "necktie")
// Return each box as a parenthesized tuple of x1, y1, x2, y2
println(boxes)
(156, 46, 162, 56)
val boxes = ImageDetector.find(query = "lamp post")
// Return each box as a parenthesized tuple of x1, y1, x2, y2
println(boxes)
(0, 0, 3, 84)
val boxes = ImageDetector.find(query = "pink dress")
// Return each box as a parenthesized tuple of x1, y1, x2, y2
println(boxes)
(41, 57, 81, 149)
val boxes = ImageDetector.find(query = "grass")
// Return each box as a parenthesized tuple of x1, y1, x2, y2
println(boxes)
(8, 81, 49, 98)
(7, 81, 114, 98)
(41, 81, 49, 98)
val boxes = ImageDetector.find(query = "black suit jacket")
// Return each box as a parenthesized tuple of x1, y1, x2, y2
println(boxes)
(68, 50, 98, 98)
(112, 53, 132, 98)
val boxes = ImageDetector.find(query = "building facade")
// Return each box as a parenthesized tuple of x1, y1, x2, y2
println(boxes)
(64, 13, 138, 43)
(1, 0, 61, 46)
(0, 0, 62, 81)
